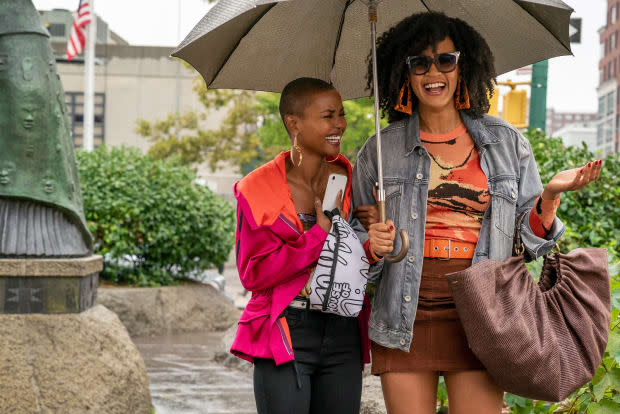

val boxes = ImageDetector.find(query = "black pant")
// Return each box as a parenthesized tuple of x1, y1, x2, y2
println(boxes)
(253, 307, 362, 414)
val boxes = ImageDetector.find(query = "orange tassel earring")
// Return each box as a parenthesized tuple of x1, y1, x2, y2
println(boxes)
(455, 78, 471, 110)
(394, 79, 413, 115)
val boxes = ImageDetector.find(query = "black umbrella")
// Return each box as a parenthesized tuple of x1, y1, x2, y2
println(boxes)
(173, 0, 573, 261)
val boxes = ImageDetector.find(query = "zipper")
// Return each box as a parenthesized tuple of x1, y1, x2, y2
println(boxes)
(275, 317, 293, 356)
(236, 210, 243, 263)
(278, 214, 301, 236)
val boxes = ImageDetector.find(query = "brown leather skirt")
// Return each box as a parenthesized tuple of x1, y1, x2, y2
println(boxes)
(371, 258, 484, 374)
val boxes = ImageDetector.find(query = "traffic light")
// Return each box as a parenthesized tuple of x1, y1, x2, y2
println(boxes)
(502, 89, 528, 128)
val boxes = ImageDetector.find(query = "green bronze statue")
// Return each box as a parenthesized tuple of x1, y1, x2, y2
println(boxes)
(0, 0, 92, 257)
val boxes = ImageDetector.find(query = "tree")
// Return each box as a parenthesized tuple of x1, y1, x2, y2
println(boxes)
(136, 74, 385, 175)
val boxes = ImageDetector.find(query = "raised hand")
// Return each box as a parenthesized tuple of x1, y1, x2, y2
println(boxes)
(542, 160, 603, 200)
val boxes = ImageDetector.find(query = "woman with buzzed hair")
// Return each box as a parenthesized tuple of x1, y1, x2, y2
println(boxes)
(231, 77, 385, 414)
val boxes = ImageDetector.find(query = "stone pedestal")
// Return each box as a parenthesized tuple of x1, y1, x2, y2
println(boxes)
(0, 255, 102, 314)
(0, 305, 153, 414)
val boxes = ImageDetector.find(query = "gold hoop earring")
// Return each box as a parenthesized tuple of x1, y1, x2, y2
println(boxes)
(291, 134, 303, 167)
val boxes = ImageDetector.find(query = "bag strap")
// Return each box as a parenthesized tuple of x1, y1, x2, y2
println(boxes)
(512, 211, 527, 257)
(322, 217, 341, 311)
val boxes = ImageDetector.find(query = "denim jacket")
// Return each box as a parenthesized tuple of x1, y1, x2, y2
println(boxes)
(351, 111, 565, 351)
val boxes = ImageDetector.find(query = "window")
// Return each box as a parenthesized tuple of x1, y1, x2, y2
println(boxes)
(606, 119, 614, 143)
(611, 5, 617, 25)
(608, 92, 615, 115)
(47, 23, 65, 37)
(64, 92, 105, 148)
(605, 39, 609, 56)
(616, 31, 619, 48)
(597, 123, 604, 146)
(599, 96, 606, 118)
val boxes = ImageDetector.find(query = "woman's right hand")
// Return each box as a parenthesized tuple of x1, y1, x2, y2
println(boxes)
(315, 190, 344, 233)
(369, 219, 396, 257)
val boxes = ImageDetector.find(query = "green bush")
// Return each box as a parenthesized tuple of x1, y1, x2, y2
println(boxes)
(527, 130, 619, 258)
(77, 147, 235, 286)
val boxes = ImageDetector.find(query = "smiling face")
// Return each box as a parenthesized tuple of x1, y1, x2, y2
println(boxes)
(286, 89, 347, 159)
(407, 37, 460, 113)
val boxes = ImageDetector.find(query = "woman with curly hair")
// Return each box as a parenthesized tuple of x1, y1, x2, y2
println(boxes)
(352, 12, 602, 413)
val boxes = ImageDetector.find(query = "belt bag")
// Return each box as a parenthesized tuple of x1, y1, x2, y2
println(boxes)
(309, 211, 370, 317)
(446, 212, 611, 402)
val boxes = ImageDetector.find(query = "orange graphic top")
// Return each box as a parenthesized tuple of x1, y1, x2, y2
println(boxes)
(421, 123, 490, 244)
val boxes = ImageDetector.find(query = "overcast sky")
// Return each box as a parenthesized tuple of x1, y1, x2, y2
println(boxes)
(33, 0, 606, 113)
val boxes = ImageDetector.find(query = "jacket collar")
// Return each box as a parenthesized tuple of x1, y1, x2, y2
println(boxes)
(403, 110, 502, 156)
(236, 151, 353, 230)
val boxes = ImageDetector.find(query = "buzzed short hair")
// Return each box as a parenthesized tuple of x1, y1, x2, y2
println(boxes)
(279, 77, 335, 132)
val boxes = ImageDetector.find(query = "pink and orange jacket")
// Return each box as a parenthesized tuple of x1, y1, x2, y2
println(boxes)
(230, 151, 371, 366)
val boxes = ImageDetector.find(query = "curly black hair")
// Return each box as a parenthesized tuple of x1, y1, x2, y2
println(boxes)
(369, 12, 497, 123)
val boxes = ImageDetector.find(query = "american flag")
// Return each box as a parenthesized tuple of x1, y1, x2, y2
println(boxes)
(65, 0, 92, 61)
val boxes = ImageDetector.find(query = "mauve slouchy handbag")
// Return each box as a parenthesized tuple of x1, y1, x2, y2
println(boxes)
(446, 213, 611, 402)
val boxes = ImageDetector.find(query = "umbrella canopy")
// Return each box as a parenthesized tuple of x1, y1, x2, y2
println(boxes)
(172, 0, 573, 100)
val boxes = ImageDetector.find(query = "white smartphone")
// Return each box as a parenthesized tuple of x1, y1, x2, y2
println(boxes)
(322, 173, 348, 212)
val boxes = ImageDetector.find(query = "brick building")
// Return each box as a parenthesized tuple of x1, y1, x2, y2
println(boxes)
(546, 108, 597, 137)
(596, 0, 620, 156)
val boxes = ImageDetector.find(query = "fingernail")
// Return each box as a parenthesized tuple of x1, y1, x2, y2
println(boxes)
(389, 225, 394, 231)
(580, 169, 583, 173)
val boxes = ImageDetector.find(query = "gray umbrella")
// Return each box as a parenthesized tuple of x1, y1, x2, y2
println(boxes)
(172, 0, 573, 261)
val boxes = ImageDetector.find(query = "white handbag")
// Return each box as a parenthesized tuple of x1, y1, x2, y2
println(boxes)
(308, 212, 370, 317)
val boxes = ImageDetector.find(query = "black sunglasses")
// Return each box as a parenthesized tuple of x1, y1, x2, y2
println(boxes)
(405, 52, 461, 75)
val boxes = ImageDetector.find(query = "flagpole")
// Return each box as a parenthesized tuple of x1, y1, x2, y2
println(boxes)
(83, 0, 96, 152)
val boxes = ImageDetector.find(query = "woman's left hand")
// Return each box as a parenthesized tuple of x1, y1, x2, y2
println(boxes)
(353, 186, 380, 231)
(353, 204, 380, 230)
(542, 160, 603, 200)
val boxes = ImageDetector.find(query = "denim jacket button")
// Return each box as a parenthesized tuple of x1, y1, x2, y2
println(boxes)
(511, 191, 517, 199)
(416, 173, 423, 179)
(418, 148, 423, 155)
(404, 295, 411, 302)
(411, 212, 418, 220)
(408, 256, 415, 263)
(400, 339, 406, 345)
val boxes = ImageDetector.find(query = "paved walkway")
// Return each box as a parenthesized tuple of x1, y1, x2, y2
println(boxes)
(134, 332, 256, 414)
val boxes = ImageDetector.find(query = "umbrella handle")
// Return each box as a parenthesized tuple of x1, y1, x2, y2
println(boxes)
(378, 200, 410, 263)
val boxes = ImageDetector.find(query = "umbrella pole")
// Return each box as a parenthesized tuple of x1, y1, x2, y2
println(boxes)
(368, 2, 409, 263)
(369, 5, 385, 221)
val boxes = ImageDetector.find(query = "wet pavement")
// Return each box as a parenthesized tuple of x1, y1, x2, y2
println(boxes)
(134, 332, 257, 414)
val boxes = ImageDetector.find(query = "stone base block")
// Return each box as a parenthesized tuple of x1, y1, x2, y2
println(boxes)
(0, 256, 102, 314)
(97, 284, 240, 337)
(0, 305, 152, 414)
